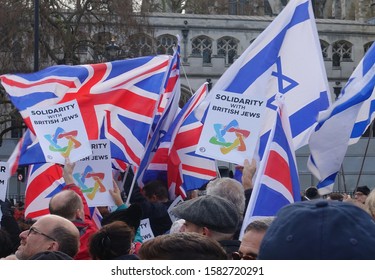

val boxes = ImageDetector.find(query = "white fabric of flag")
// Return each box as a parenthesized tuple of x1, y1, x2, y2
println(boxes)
(308, 43, 375, 194)
(207, 0, 331, 152)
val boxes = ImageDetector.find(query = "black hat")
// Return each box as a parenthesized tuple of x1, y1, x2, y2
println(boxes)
(258, 199, 375, 260)
(101, 203, 143, 230)
(171, 195, 239, 234)
(354, 186, 371, 196)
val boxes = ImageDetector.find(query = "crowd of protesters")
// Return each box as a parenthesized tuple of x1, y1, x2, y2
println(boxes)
(2, 158, 375, 260)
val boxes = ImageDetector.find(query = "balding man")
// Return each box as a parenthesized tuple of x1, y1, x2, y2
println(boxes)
(49, 159, 98, 259)
(3, 214, 79, 260)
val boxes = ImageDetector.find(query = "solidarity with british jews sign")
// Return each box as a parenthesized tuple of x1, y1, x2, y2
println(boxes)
(28, 100, 91, 164)
(197, 91, 266, 164)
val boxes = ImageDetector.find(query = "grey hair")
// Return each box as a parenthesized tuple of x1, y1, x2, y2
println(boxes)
(206, 177, 245, 219)
(244, 217, 275, 233)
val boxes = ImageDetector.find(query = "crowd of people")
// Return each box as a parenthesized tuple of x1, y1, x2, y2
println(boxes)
(1, 158, 375, 260)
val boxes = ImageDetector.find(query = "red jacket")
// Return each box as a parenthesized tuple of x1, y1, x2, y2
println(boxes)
(63, 184, 98, 260)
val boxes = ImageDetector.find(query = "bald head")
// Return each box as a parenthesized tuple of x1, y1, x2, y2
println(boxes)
(16, 214, 80, 259)
(40, 214, 79, 237)
(49, 190, 84, 221)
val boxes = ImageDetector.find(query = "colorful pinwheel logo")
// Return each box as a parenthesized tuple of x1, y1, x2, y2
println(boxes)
(44, 127, 81, 158)
(73, 165, 106, 200)
(209, 120, 250, 154)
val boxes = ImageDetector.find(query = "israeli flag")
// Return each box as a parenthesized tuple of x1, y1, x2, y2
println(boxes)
(308, 43, 375, 194)
(209, 0, 330, 151)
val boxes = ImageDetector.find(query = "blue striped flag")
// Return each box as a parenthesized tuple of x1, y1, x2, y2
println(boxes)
(207, 0, 330, 153)
(308, 43, 375, 194)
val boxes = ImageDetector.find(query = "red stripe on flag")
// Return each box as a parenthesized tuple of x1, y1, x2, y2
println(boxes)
(105, 110, 141, 166)
(26, 165, 62, 203)
(182, 164, 217, 177)
(25, 208, 50, 220)
(0, 76, 77, 89)
(264, 150, 293, 195)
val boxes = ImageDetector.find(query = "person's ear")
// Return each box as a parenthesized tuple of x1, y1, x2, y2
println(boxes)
(48, 241, 59, 252)
(202, 227, 211, 236)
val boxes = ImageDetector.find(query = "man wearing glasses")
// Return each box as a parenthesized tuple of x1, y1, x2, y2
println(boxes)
(232, 217, 274, 260)
(2, 214, 79, 260)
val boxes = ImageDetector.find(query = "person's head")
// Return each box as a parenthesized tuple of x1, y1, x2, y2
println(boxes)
(354, 186, 371, 204)
(89, 221, 134, 260)
(0, 229, 14, 258)
(206, 177, 245, 218)
(233, 217, 274, 260)
(142, 180, 169, 203)
(365, 188, 375, 219)
(171, 195, 239, 241)
(258, 199, 375, 260)
(15, 214, 80, 260)
(49, 190, 84, 221)
(327, 192, 344, 202)
(303, 186, 320, 200)
(138, 232, 227, 260)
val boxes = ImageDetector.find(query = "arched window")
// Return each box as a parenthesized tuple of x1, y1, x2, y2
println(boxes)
(320, 40, 329, 60)
(364, 42, 374, 54)
(126, 33, 156, 57)
(156, 34, 177, 55)
(192, 36, 212, 64)
(332, 40, 352, 67)
(217, 36, 239, 65)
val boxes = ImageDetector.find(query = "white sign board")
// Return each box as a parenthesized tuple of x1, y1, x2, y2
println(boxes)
(139, 218, 155, 242)
(72, 139, 114, 207)
(0, 162, 9, 202)
(168, 195, 184, 223)
(196, 91, 266, 165)
(29, 100, 91, 164)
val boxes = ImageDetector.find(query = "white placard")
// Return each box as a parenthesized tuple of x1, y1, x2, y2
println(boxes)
(29, 100, 92, 164)
(72, 139, 114, 207)
(139, 218, 155, 242)
(168, 195, 184, 223)
(196, 91, 266, 165)
(0, 162, 9, 202)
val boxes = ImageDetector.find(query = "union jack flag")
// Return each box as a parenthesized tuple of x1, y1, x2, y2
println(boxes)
(7, 135, 24, 176)
(141, 83, 217, 199)
(136, 40, 181, 188)
(240, 97, 301, 239)
(24, 163, 65, 219)
(1, 56, 172, 167)
(152, 37, 181, 135)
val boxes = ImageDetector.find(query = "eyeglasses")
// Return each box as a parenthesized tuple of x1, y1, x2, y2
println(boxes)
(232, 251, 257, 260)
(28, 227, 56, 241)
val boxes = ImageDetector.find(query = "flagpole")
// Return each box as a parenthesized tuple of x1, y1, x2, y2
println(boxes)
(120, 164, 130, 191)
(125, 167, 139, 206)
